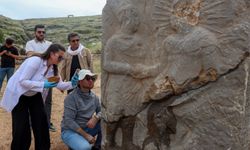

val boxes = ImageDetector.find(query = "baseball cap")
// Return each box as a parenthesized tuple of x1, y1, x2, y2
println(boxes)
(78, 69, 97, 80)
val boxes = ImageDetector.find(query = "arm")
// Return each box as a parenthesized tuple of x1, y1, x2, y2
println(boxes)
(5, 53, 25, 60)
(76, 128, 95, 144)
(26, 51, 41, 57)
(0, 50, 7, 56)
(56, 74, 73, 90)
(103, 38, 159, 78)
(95, 96, 102, 118)
(19, 57, 44, 92)
(103, 42, 132, 75)
(25, 41, 40, 56)
(25, 41, 33, 56)
(87, 95, 101, 128)
(0, 46, 6, 56)
(63, 95, 95, 143)
(6, 47, 27, 60)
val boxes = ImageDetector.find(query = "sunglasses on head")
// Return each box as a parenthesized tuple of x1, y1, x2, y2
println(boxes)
(84, 76, 96, 81)
(37, 31, 46, 34)
(71, 39, 79, 43)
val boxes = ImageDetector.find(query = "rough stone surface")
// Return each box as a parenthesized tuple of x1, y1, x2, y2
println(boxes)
(101, 0, 250, 149)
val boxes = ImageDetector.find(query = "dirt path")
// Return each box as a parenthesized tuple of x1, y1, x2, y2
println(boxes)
(0, 77, 101, 150)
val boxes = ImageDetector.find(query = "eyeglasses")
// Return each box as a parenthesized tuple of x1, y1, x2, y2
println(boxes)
(84, 76, 96, 81)
(37, 31, 46, 34)
(58, 56, 64, 62)
(70, 39, 80, 43)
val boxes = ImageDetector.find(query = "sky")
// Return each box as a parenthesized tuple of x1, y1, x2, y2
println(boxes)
(0, 0, 106, 20)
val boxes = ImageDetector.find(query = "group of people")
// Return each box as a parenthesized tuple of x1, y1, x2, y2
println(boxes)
(0, 24, 102, 150)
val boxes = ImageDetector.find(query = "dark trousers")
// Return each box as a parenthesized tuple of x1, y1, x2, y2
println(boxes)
(45, 88, 52, 125)
(11, 93, 50, 150)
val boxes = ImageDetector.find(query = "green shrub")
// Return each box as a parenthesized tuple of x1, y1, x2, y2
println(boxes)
(0, 30, 4, 43)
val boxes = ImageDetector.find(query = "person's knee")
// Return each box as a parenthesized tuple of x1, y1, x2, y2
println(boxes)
(74, 143, 92, 150)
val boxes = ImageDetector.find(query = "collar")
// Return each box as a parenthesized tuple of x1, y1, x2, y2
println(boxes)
(34, 38, 46, 43)
(67, 44, 85, 56)
(76, 87, 92, 96)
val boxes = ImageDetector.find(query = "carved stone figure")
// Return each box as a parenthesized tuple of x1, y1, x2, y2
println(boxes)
(147, 0, 248, 100)
(102, 4, 159, 122)
(102, 0, 250, 149)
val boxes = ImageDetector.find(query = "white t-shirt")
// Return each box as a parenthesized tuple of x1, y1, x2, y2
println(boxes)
(25, 39, 52, 53)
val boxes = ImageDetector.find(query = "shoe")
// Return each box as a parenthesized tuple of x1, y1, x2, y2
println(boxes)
(91, 145, 101, 150)
(49, 123, 57, 132)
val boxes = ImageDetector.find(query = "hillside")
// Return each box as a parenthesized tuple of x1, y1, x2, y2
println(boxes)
(0, 15, 28, 46)
(0, 15, 102, 53)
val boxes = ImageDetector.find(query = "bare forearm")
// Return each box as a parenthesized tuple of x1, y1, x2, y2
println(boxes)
(77, 127, 89, 139)
(76, 127, 95, 144)
(0, 51, 6, 56)
(26, 51, 41, 56)
(7, 53, 19, 59)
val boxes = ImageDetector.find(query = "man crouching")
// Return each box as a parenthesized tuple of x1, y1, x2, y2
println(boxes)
(61, 69, 101, 150)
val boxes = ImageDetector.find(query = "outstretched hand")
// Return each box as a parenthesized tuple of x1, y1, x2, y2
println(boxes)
(44, 80, 58, 88)
(71, 73, 79, 87)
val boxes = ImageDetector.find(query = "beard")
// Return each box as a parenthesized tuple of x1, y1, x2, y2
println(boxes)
(36, 35, 44, 41)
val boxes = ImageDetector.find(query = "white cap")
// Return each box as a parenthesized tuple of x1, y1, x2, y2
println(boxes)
(78, 69, 97, 80)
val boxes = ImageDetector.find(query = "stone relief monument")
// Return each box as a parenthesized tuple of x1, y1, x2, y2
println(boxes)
(102, 0, 250, 149)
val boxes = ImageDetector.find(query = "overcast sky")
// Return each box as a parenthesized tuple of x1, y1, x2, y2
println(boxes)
(0, 0, 106, 20)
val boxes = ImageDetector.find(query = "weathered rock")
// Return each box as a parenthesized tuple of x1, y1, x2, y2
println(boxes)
(101, 0, 250, 149)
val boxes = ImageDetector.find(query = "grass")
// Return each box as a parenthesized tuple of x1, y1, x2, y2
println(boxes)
(93, 54, 101, 74)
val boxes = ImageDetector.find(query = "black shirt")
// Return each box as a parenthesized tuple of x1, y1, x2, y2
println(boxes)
(0, 45, 19, 68)
(70, 55, 81, 79)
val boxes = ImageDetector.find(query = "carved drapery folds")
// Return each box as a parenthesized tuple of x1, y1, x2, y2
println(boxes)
(102, 0, 250, 149)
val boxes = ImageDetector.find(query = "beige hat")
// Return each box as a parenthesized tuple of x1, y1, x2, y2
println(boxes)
(78, 69, 97, 80)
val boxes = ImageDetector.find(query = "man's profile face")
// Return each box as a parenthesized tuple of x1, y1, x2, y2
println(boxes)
(35, 28, 46, 41)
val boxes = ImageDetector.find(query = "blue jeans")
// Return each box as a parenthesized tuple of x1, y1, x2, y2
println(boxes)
(0, 67, 14, 90)
(61, 122, 101, 150)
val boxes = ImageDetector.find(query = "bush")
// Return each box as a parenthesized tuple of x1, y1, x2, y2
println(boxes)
(0, 30, 4, 44)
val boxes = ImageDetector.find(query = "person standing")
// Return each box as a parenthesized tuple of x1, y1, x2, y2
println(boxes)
(0, 43, 79, 150)
(61, 69, 101, 150)
(25, 24, 52, 56)
(25, 24, 56, 132)
(0, 38, 20, 92)
(60, 33, 93, 94)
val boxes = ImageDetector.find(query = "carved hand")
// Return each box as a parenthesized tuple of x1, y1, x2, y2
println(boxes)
(131, 63, 160, 79)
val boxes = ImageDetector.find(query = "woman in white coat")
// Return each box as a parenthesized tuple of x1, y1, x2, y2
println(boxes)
(0, 43, 78, 150)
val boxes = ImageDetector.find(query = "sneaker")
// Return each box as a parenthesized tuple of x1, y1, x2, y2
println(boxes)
(49, 123, 57, 132)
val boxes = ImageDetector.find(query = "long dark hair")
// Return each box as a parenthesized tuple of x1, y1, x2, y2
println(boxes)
(32, 43, 65, 76)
